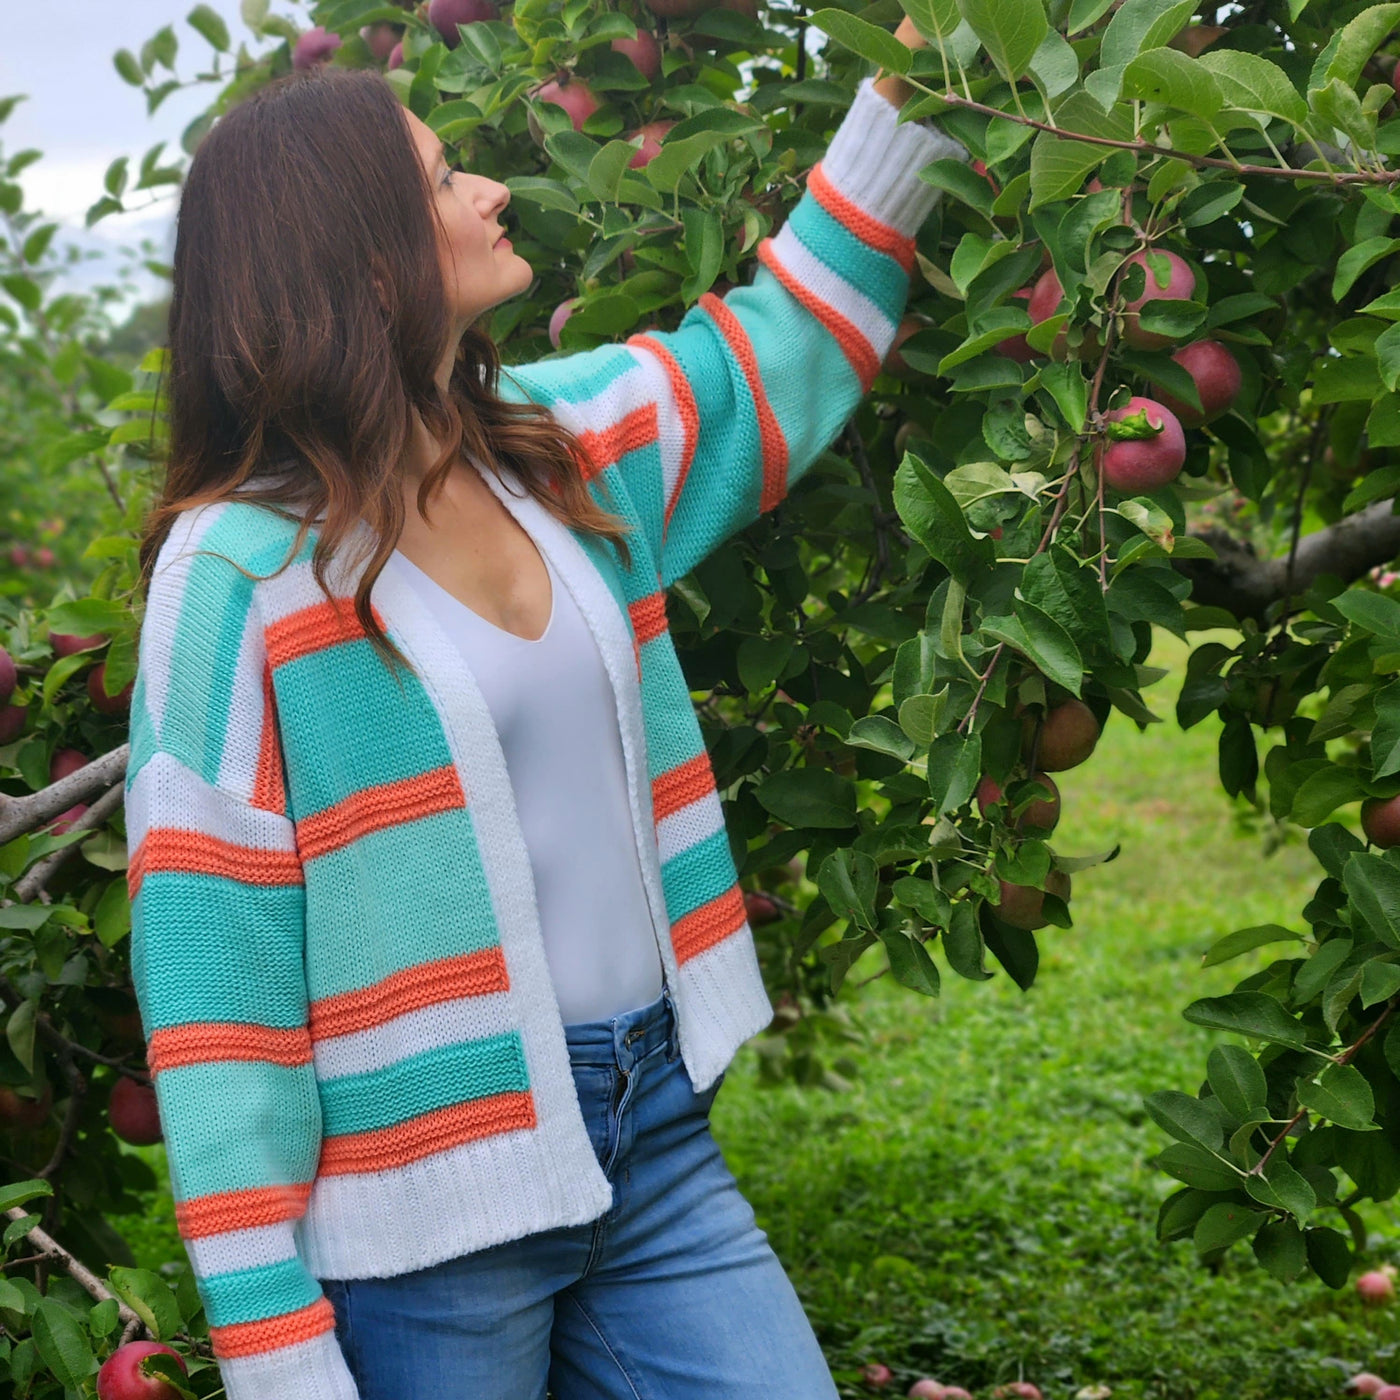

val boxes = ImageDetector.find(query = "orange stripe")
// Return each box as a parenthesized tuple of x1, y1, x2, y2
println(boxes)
(757, 239, 881, 391)
(808, 162, 916, 271)
(147, 1023, 312, 1076)
(252, 658, 286, 815)
(652, 754, 716, 823)
(628, 592, 668, 646)
(210, 1296, 336, 1360)
(627, 334, 700, 533)
(575, 404, 659, 482)
(296, 765, 465, 861)
(318, 1091, 537, 1176)
(671, 884, 748, 965)
(265, 598, 385, 669)
(309, 948, 510, 1042)
(697, 293, 788, 513)
(128, 829, 303, 902)
(176, 1180, 314, 1239)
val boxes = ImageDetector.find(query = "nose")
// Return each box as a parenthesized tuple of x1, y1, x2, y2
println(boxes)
(476, 177, 510, 221)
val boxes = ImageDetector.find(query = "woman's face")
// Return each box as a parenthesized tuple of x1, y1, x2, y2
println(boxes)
(403, 108, 533, 332)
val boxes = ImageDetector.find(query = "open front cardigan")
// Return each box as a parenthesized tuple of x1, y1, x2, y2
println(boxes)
(126, 79, 961, 1400)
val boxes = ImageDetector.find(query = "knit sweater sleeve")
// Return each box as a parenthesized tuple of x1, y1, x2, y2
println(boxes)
(125, 507, 358, 1400)
(502, 78, 965, 586)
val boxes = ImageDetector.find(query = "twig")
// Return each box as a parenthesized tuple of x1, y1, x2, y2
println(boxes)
(2, 1207, 141, 1332)
(38, 1048, 86, 1182)
(13, 783, 125, 905)
(846, 421, 892, 606)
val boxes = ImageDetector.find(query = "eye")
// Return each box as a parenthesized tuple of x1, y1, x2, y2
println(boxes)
(441, 169, 454, 187)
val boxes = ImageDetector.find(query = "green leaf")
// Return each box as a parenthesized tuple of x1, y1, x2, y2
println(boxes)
(900, 0, 963, 43)
(1199, 50, 1307, 127)
(893, 455, 995, 582)
(1304, 1224, 1353, 1288)
(107, 1268, 183, 1343)
(736, 635, 794, 693)
(1207, 1045, 1268, 1120)
(1360, 959, 1400, 1007)
(1245, 1156, 1317, 1220)
(1028, 130, 1107, 209)
(942, 899, 993, 980)
(187, 3, 231, 50)
(1194, 1200, 1264, 1252)
(817, 849, 878, 930)
(956, 0, 1047, 83)
(1253, 1218, 1308, 1282)
(504, 177, 579, 214)
(755, 768, 858, 830)
(114, 49, 144, 86)
(1202, 924, 1305, 967)
(1297, 1063, 1377, 1131)
(1316, 3, 1400, 92)
(1182, 992, 1308, 1049)
(31, 1299, 95, 1388)
(1040, 362, 1088, 433)
(1157, 1142, 1242, 1190)
(878, 926, 942, 996)
(46, 598, 125, 637)
(1313, 355, 1383, 404)
(807, 10, 911, 72)
(981, 601, 1083, 697)
(846, 715, 916, 762)
(1292, 764, 1368, 827)
(899, 693, 943, 744)
(1377, 323, 1400, 394)
(93, 880, 132, 949)
(1122, 47, 1223, 119)
(6, 1000, 37, 1074)
(0, 907, 54, 932)
(1333, 237, 1400, 302)
(1372, 679, 1400, 779)
(1144, 1090, 1223, 1150)
(928, 732, 982, 816)
(0, 1180, 52, 1214)
(1344, 853, 1400, 949)
(1092, 0, 1196, 105)
(1335, 586, 1400, 642)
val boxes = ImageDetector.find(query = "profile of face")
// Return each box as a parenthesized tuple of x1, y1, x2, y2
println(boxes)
(401, 108, 534, 333)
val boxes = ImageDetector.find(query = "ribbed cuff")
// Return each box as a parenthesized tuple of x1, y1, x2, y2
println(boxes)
(213, 1329, 360, 1400)
(822, 77, 969, 235)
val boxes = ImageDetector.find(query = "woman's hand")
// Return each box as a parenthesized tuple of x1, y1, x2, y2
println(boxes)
(872, 15, 929, 112)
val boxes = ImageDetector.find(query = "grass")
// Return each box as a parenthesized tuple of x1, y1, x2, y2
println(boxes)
(116, 633, 1400, 1397)
(715, 633, 1399, 1399)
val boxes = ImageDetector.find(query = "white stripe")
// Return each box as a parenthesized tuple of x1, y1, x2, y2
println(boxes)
(125, 751, 298, 853)
(214, 1328, 358, 1400)
(184, 1222, 298, 1280)
(656, 787, 725, 866)
(623, 342, 693, 516)
(216, 582, 271, 800)
(768, 223, 896, 359)
(311, 991, 516, 1082)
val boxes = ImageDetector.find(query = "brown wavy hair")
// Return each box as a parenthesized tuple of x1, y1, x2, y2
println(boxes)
(140, 65, 629, 668)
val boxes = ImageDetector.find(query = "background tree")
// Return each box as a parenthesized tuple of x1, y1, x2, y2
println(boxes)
(3, 0, 1400, 1393)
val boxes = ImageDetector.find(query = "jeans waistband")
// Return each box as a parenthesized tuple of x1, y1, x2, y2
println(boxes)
(563, 985, 678, 1069)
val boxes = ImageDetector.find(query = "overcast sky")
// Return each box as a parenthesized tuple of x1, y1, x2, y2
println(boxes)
(2, 0, 278, 314)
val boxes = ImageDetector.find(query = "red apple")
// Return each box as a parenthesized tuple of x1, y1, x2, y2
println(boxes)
(360, 22, 401, 61)
(1372, 1388, 1400, 1400)
(1158, 340, 1241, 427)
(429, 0, 500, 46)
(1347, 1375, 1390, 1396)
(388, 40, 404, 68)
(1027, 268, 1099, 359)
(907, 1383, 946, 1399)
(0, 646, 15, 706)
(627, 120, 674, 169)
(941, 1389, 975, 1399)
(1027, 699, 1100, 772)
(50, 631, 106, 657)
(996, 288, 1037, 363)
(1102, 396, 1187, 492)
(1363, 795, 1400, 847)
(1122, 248, 1196, 350)
(549, 298, 579, 350)
(976, 773, 1061, 833)
(109, 1077, 163, 1147)
(1393, 58, 1400, 101)
(8, 545, 28, 569)
(996, 870, 1071, 931)
(34, 547, 55, 568)
(612, 29, 663, 81)
(863, 1363, 894, 1389)
(535, 77, 600, 133)
(0, 1084, 51, 1131)
(996, 1387, 1043, 1400)
(96, 1339, 188, 1400)
(1357, 1269, 1396, 1306)
(88, 663, 134, 716)
(0, 703, 25, 744)
(50, 747, 88, 783)
(292, 25, 341, 71)
(743, 891, 781, 925)
(51, 804, 88, 835)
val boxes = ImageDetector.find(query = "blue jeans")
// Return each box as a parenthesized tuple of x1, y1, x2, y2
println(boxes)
(318, 987, 839, 1399)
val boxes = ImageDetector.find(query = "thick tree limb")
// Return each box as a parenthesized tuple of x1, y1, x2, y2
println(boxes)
(13, 784, 126, 905)
(1177, 499, 1400, 620)
(0, 746, 129, 846)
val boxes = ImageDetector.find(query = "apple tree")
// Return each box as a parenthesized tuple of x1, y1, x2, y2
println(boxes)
(7, 0, 1400, 1391)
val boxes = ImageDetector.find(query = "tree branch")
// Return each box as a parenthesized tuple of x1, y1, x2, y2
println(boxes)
(0, 746, 129, 847)
(13, 783, 125, 905)
(1176, 499, 1400, 620)
(2, 1207, 141, 1332)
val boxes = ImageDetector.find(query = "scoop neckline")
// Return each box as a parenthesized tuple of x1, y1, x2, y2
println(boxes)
(389, 548, 558, 646)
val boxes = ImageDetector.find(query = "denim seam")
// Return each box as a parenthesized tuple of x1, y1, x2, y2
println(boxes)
(560, 1290, 646, 1400)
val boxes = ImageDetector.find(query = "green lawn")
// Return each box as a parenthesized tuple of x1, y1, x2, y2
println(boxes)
(116, 635, 1400, 1397)
(715, 634, 1399, 1399)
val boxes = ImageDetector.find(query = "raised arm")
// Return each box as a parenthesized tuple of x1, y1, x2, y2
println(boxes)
(126, 507, 358, 1400)
(504, 67, 965, 586)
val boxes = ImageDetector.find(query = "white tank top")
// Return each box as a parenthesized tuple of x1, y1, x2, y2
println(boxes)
(384, 540, 665, 1027)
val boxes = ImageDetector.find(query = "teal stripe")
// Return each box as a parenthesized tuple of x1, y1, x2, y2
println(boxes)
(158, 1061, 321, 1201)
(303, 811, 499, 1000)
(126, 679, 157, 788)
(198, 1257, 322, 1329)
(274, 637, 453, 818)
(319, 1033, 528, 1136)
(661, 826, 735, 923)
(502, 343, 636, 409)
(133, 876, 306, 1030)
(637, 645, 706, 778)
(788, 197, 907, 320)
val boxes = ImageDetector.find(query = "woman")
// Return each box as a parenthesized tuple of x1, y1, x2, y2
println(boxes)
(127, 15, 963, 1399)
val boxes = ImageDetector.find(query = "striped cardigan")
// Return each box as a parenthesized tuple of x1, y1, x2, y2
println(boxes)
(126, 79, 961, 1400)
